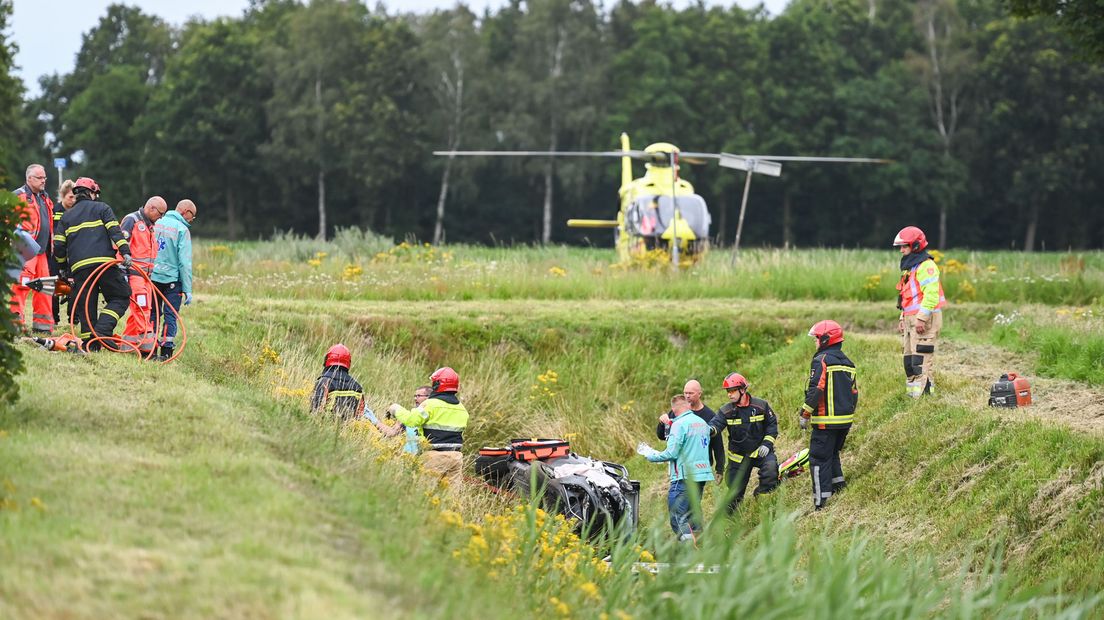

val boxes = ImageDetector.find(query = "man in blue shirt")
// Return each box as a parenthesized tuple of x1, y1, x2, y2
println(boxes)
(643, 394, 715, 542)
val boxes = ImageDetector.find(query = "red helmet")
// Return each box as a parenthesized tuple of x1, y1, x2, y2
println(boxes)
(430, 366, 459, 393)
(808, 320, 844, 349)
(893, 226, 927, 252)
(324, 344, 351, 369)
(74, 177, 100, 192)
(722, 372, 748, 391)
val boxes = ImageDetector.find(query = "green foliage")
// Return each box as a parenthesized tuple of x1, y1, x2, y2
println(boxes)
(18, 0, 1104, 249)
(0, 0, 24, 187)
(991, 309, 1104, 384)
(1004, 0, 1104, 59)
(0, 192, 23, 404)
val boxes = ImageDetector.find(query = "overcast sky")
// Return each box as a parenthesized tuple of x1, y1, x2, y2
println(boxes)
(11, 0, 789, 96)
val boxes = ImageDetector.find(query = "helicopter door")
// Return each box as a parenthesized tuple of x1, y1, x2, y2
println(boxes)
(626, 196, 662, 237)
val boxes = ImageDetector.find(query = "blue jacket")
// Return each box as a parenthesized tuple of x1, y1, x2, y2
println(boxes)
(647, 409, 715, 483)
(151, 210, 193, 294)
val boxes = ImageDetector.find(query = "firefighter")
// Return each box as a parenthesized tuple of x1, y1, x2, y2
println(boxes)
(708, 372, 779, 514)
(53, 177, 132, 350)
(119, 197, 167, 355)
(893, 226, 946, 398)
(798, 320, 858, 511)
(387, 367, 469, 481)
(9, 164, 55, 334)
(310, 344, 370, 421)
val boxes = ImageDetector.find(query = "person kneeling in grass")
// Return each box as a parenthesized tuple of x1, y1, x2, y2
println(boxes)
(639, 394, 715, 543)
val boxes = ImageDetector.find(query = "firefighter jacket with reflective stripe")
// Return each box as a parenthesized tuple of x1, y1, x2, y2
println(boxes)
(54, 199, 130, 273)
(646, 409, 715, 482)
(393, 393, 468, 451)
(120, 210, 157, 274)
(309, 366, 365, 420)
(151, 210, 193, 295)
(897, 257, 946, 319)
(709, 396, 778, 463)
(14, 186, 54, 255)
(802, 344, 858, 429)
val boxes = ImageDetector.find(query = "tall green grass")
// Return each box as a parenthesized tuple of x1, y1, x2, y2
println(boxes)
(193, 241, 1104, 305)
(991, 308, 1104, 384)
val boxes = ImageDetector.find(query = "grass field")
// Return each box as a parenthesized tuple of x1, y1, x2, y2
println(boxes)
(2, 242, 1102, 618)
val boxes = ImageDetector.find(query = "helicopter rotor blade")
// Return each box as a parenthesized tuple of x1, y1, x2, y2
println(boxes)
(739, 155, 891, 164)
(433, 150, 669, 163)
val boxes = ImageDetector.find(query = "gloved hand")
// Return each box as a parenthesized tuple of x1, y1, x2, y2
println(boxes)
(58, 268, 70, 281)
(915, 318, 927, 334)
(636, 442, 659, 458)
(183, 292, 192, 305)
(121, 255, 133, 270)
(756, 444, 770, 458)
(386, 403, 401, 418)
(799, 415, 809, 431)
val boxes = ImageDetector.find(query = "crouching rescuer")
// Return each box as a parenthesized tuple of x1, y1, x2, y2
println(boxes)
(388, 367, 469, 481)
(799, 320, 858, 510)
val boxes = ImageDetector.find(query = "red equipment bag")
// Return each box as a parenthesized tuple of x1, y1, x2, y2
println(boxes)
(509, 438, 571, 462)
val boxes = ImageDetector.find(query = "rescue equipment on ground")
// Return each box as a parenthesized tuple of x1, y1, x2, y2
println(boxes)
(476, 438, 640, 539)
(988, 373, 1032, 407)
(25, 333, 83, 354)
(778, 448, 810, 480)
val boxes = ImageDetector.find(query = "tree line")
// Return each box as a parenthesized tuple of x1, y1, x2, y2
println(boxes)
(3, 0, 1103, 250)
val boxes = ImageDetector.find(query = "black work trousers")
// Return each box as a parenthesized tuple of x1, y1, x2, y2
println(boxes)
(723, 450, 779, 514)
(809, 427, 849, 509)
(71, 264, 131, 348)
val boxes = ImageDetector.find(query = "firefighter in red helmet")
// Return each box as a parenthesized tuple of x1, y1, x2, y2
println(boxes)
(893, 226, 946, 398)
(707, 372, 779, 514)
(388, 366, 469, 481)
(310, 344, 384, 428)
(799, 320, 858, 510)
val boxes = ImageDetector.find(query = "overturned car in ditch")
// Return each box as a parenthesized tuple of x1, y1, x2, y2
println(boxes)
(475, 439, 640, 539)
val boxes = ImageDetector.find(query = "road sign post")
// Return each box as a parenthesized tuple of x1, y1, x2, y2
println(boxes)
(53, 158, 66, 192)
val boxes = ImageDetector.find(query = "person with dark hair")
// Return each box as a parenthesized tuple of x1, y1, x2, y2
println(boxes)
(388, 368, 469, 480)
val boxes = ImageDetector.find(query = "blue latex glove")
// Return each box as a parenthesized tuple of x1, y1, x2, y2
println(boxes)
(183, 292, 192, 305)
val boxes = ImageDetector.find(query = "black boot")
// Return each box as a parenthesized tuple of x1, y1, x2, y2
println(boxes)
(154, 344, 174, 361)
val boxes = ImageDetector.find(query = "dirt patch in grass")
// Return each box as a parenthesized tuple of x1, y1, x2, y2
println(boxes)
(940, 339, 1104, 435)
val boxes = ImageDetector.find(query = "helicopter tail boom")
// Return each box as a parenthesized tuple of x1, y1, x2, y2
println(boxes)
(567, 219, 619, 229)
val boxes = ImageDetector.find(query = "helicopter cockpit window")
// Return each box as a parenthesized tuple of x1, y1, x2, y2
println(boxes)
(627, 194, 711, 240)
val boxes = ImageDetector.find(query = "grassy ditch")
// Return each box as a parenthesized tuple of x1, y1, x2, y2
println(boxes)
(191, 295, 1104, 593)
(3, 259, 1103, 616)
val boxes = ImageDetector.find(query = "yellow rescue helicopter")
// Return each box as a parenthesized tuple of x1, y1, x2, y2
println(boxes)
(435, 133, 887, 265)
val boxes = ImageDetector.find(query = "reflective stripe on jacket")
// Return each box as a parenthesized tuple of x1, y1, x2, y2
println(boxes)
(14, 186, 54, 255)
(120, 210, 158, 273)
(708, 396, 778, 463)
(393, 396, 468, 450)
(897, 259, 946, 318)
(54, 199, 130, 272)
(802, 344, 858, 429)
(309, 366, 365, 421)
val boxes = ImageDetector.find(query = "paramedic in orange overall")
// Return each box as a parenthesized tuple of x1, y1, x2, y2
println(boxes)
(9, 164, 55, 334)
(119, 197, 167, 355)
(893, 226, 946, 398)
(388, 367, 469, 481)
